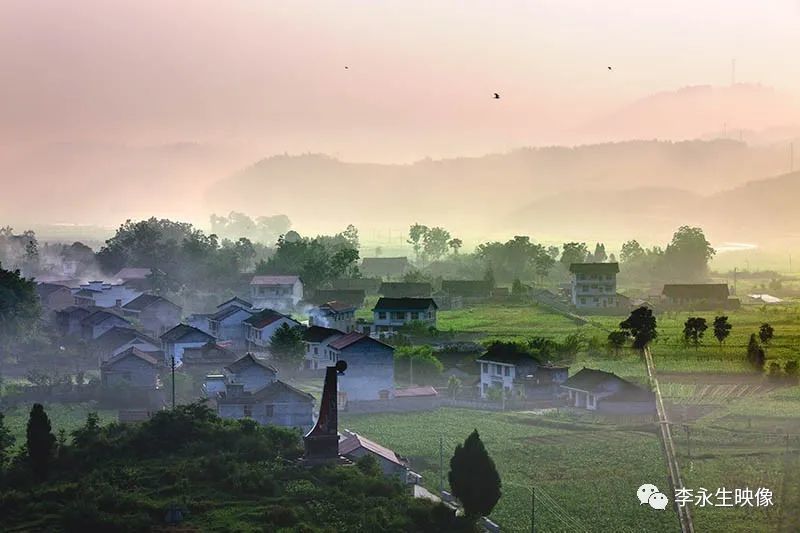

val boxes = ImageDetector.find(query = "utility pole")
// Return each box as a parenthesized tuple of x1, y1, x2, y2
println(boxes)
(171, 355, 176, 409)
(531, 486, 536, 533)
(439, 435, 444, 495)
(409, 356, 414, 387)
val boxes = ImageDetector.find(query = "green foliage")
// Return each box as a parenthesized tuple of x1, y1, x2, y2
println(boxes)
(607, 330, 629, 356)
(560, 242, 589, 267)
(0, 263, 41, 349)
(683, 317, 708, 350)
(712, 315, 732, 346)
(784, 360, 799, 383)
(663, 226, 715, 281)
(448, 429, 501, 521)
(0, 412, 14, 469)
(447, 375, 463, 399)
(746, 333, 766, 371)
(477, 236, 552, 282)
(758, 323, 774, 345)
(209, 211, 291, 245)
(395, 346, 443, 385)
(355, 453, 382, 477)
(26, 403, 56, 480)
(620, 307, 658, 349)
(269, 324, 305, 370)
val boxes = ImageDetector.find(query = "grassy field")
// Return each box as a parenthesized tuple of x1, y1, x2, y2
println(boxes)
(2, 402, 117, 449)
(341, 408, 677, 533)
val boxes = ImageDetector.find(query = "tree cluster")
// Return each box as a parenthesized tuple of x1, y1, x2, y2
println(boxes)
(209, 211, 291, 245)
(620, 226, 716, 282)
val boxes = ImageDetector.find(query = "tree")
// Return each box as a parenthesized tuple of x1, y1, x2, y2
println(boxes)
(448, 430, 501, 522)
(447, 375, 462, 400)
(560, 242, 589, 268)
(26, 403, 56, 480)
(713, 316, 732, 347)
(619, 307, 657, 350)
(758, 323, 774, 345)
(511, 279, 526, 299)
(620, 240, 645, 263)
(591, 243, 608, 262)
(533, 253, 555, 283)
(683, 317, 708, 350)
(607, 330, 628, 356)
(746, 334, 765, 371)
(0, 411, 14, 469)
(663, 226, 716, 280)
(269, 324, 305, 370)
(483, 267, 496, 288)
(447, 238, 463, 255)
(407, 224, 429, 262)
(0, 263, 42, 350)
(784, 360, 799, 383)
(423, 227, 451, 263)
(394, 346, 443, 385)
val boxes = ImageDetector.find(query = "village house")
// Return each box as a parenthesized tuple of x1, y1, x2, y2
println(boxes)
(308, 301, 357, 333)
(441, 280, 492, 302)
(561, 368, 655, 414)
(339, 430, 420, 483)
(180, 342, 239, 382)
(249, 275, 303, 310)
(36, 283, 74, 313)
(93, 326, 162, 363)
(476, 347, 569, 400)
(372, 297, 438, 336)
(224, 353, 278, 392)
(121, 294, 182, 337)
(81, 310, 132, 340)
(186, 313, 213, 335)
(662, 283, 738, 309)
(302, 325, 344, 370)
(569, 263, 619, 309)
(216, 380, 315, 431)
(360, 257, 412, 280)
(207, 302, 254, 350)
(328, 332, 395, 403)
(71, 280, 142, 308)
(113, 267, 155, 291)
(160, 324, 216, 365)
(379, 282, 432, 298)
(100, 347, 161, 389)
(310, 289, 366, 308)
(55, 306, 98, 337)
(216, 296, 253, 311)
(244, 309, 300, 353)
(331, 277, 382, 294)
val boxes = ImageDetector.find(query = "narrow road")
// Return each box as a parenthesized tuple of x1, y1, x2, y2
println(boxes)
(643, 346, 695, 533)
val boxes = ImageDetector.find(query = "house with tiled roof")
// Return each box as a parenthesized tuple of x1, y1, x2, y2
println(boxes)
(93, 326, 161, 363)
(181, 342, 240, 381)
(662, 283, 737, 310)
(249, 275, 303, 310)
(339, 430, 419, 482)
(309, 289, 366, 307)
(71, 280, 141, 308)
(561, 368, 655, 413)
(308, 301, 357, 333)
(121, 294, 182, 337)
(379, 282, 432, 298)
(302, 326, 345, 371)
(36, 283, 74, 313)
(327, 332, 395, 402)
(207, 303, 254, 349)
(55, 306, 98, 336)
(360, 257, 412, 279)
(441, 280, 492, 300)
(100, 347, 162, 389)
(216, 379, 314, 431)
(160, 324, 215, 365)
(244, 309, 300, 352)
(224, 353, 278, 392)
(569, 263, 619, 309)
(216, 296, 253, 311)
(372, 297, 438, 336)
(81, 309, 132, 340)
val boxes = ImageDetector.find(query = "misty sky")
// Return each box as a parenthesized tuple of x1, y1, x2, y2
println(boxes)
(2, 1, 800, 229)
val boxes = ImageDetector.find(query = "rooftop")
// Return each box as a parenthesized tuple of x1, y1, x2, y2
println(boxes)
(339, 430, 406, 467)
(243, 308, 292, 329)
(250, 275, 301, 286)
(160, 323, 214, 342)
(569, 262, 620, 274)
(373, 297, 438, 311)
(303, 325, 344, 343)
(662, 283, 730, 299)
(122, 293, 175, 312)
(224, 353, 278, 375)
(101, 346, 161, 368)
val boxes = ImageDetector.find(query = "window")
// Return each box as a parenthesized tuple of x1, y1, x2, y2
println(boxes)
(504, 366, 510, 377)
(411, 312, 419, 320)
(314, 346, 318, 355)
(264, 405, 274, 417)
(243, 405, 252, 418)
(482, 383, 488, 393)
(378, 312, 387, 320)
(482, 363, 488, 374)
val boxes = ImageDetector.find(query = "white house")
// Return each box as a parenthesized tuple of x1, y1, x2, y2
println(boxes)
(216, 380, 315, 431)
(302, 325, 345, 371)
(569, 263, 619, 309)
(328, 332, 395, 402)
(249, 275, 303, 310)
(244, 309, 301, 353)
(160, 324, 216, 365)
(372, 297, 438, 337)
(477, 346, 569, 400)
(561, 368, 655, 413)
(208, 303, 254, 350)
(71, 280, 142, 308)
(308, 301, 357, 333)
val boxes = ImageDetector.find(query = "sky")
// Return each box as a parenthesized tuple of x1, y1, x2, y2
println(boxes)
(1, 0, 800, 227)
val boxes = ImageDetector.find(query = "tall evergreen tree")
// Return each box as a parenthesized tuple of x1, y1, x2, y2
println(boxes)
(0, 412, 15, 469)
(448, 429, 501, 522)
(26, 403, 56, 480)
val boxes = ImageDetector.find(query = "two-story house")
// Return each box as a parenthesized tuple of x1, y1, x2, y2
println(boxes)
(244, 309, 301, 353)
(302, 325, 344, 370)
(249, 275, 303, 310)
(477, 344, 569, 399)
(207, 301, 254, 350)
(328, 332, 395, 402)
(372, 297, 438, 336)
(216, 380, 315, 431)
(121, 294, 182, 337)
(308, 301, 357, 333)
(160, 324, 216, 365)
(93, 326, 162, 363)
(100, 347, 161, 389)
(569, 263, 619, 309)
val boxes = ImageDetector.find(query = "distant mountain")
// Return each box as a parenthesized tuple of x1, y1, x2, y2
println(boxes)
(581, 84, 800, 142)
(206, 140, 796, 234)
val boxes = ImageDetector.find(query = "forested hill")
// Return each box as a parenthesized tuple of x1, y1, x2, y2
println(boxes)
(204, 140, 792, 233)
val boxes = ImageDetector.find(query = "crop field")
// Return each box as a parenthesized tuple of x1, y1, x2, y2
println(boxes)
(341, 407, 677, 533)
(2, 402, 116, 448)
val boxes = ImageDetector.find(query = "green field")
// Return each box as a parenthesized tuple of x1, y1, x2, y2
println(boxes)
(341, 408, 677, 533)
(2, 403, 116, 449)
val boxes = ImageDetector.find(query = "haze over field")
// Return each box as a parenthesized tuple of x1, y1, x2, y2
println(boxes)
(2, 0, 800, 249)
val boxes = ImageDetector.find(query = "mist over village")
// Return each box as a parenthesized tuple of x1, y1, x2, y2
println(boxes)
(2, 1, 800, 532)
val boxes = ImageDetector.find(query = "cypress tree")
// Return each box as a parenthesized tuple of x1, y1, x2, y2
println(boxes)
(26, 403, 56, 480)
(448, 429, 501, 522)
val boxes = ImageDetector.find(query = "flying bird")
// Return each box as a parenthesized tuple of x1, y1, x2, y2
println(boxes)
(608, 66, 612, 70)
(493, 93, 500, 99)
(344, 66, 349, 70)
